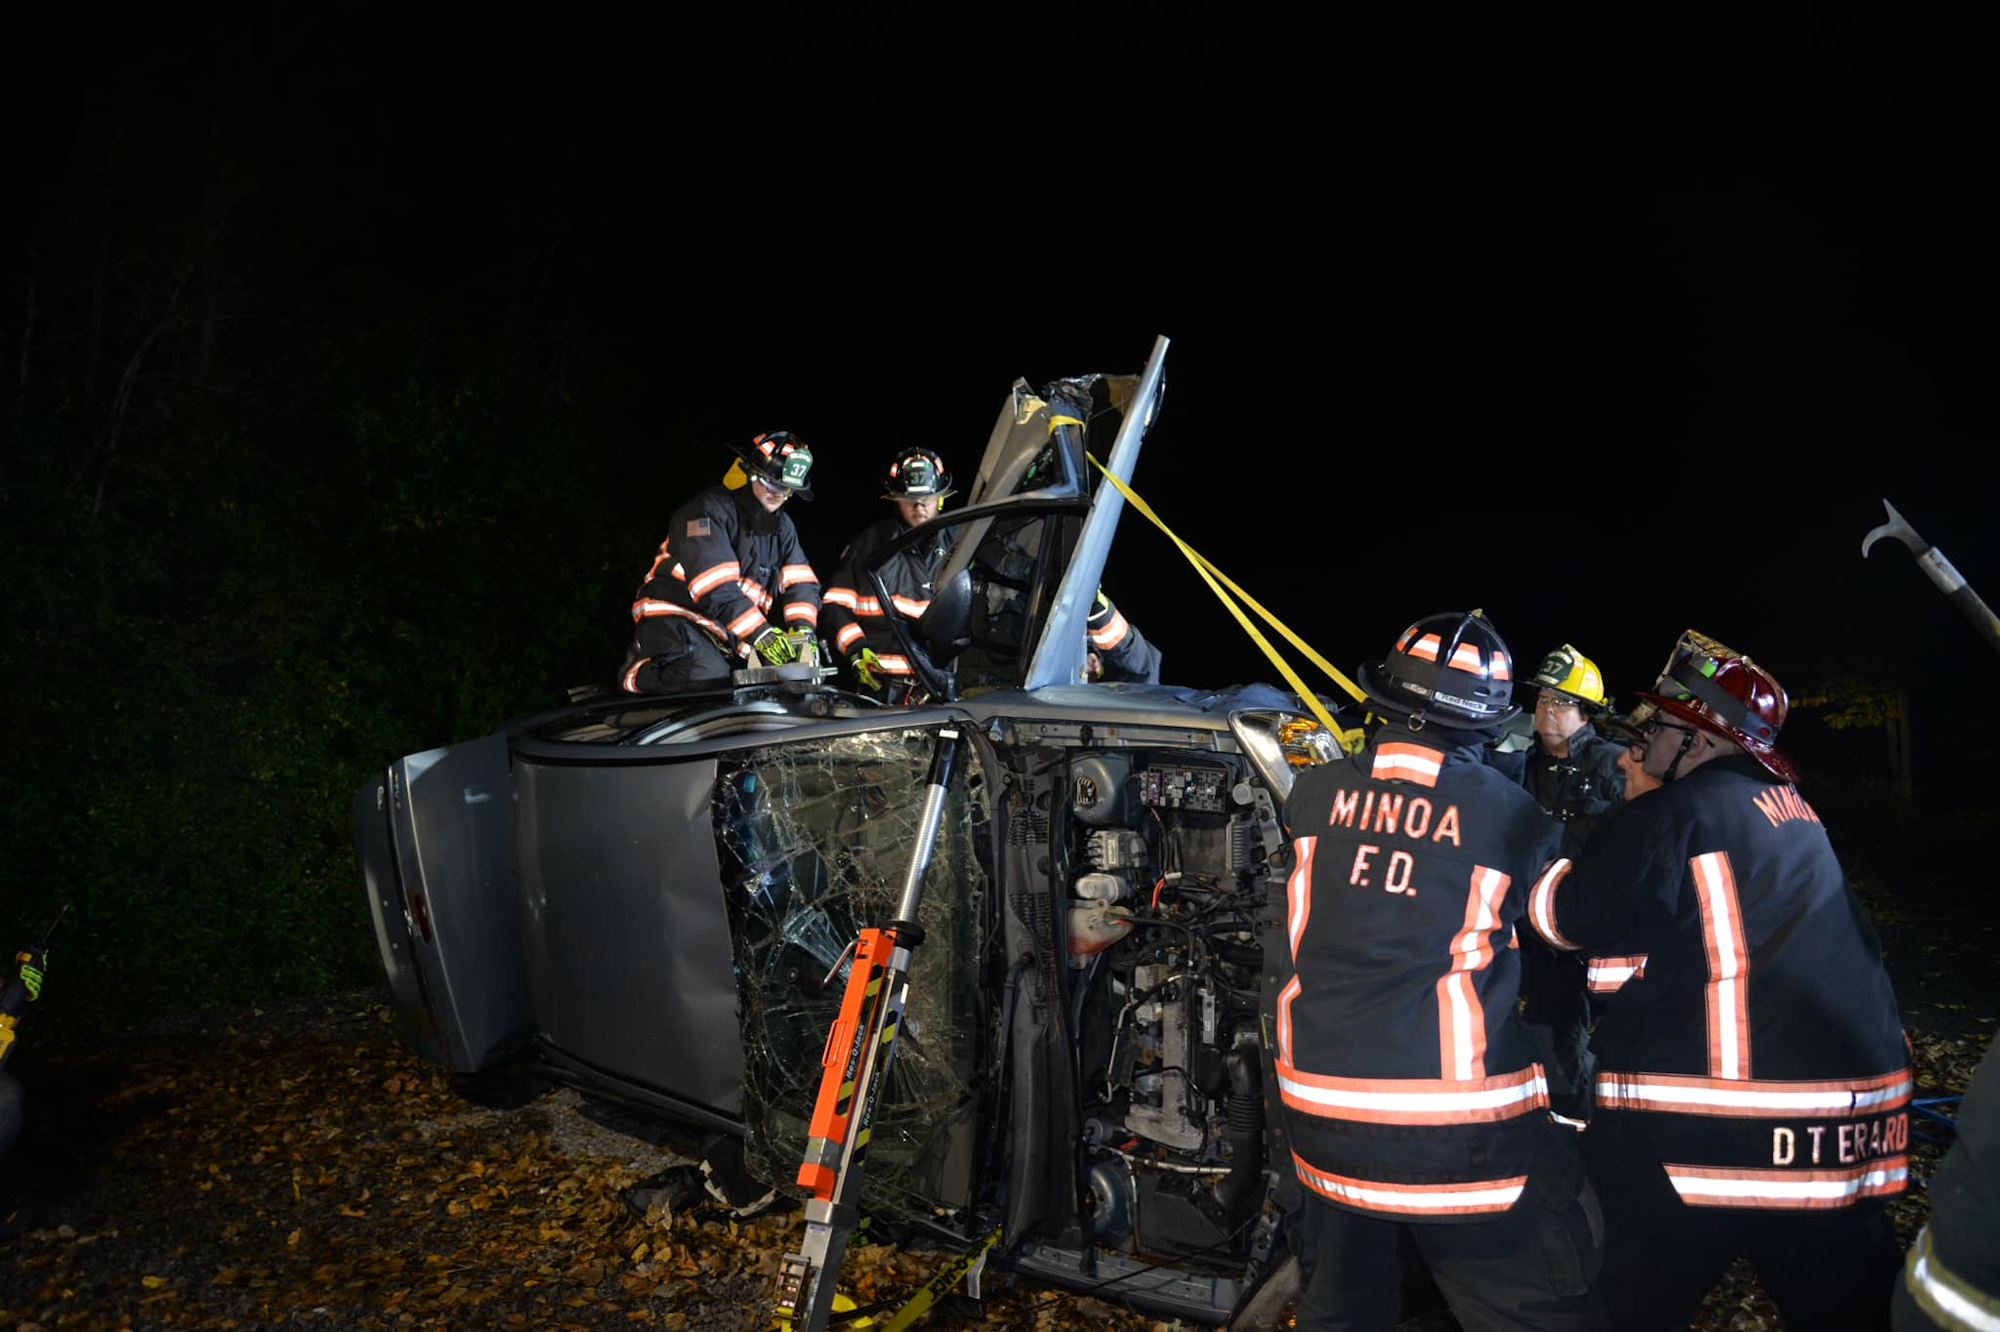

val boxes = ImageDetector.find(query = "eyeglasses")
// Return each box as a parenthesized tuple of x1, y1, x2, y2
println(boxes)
(1642, 716, 1696, 741)
(1534, 694, 1579, 712)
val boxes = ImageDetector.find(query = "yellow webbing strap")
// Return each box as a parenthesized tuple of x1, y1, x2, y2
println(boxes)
(878, 1226, 1004, 1332)
(1087, 455, 1366, 752)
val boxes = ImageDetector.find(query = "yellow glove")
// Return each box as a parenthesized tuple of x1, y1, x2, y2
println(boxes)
(752, 628, 798, 666)
(853, 648, 883, 693)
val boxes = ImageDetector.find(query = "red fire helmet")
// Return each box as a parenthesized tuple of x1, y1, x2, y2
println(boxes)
(1635, 630, 1797, 783)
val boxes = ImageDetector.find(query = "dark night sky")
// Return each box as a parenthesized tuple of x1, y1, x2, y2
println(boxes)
(9, 18, 1997, 793)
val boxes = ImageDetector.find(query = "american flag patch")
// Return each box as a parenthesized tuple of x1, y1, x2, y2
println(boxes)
(686, 518, 711, 537)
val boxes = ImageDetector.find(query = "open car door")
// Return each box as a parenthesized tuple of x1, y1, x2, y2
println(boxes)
(855, 336, 1170, 701)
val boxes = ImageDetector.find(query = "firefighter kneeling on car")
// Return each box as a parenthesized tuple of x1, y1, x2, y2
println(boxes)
(617, 431, 822, 696)
(1527, 630, 1911, 1330)
(1280, 610, 1605, 1331)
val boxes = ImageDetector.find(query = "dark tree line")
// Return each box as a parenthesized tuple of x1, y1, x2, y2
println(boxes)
(0, 14, 685, 1030)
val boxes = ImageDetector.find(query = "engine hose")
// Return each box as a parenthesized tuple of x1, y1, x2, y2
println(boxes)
(1215, 1048, 1266, 1214)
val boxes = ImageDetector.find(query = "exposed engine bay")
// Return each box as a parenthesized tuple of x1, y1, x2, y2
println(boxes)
(996, 728, 1289, 1317)
(709, 716, 1297, 1318)
(1070, 751, 1275, 1255)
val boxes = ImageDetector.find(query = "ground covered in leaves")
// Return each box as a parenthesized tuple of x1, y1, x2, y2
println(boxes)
(0, 997, 1167, 1332)
(0, 866, 1990, 1331)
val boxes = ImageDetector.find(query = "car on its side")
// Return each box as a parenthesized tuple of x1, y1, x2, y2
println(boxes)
(353, 337, 1346, 1324)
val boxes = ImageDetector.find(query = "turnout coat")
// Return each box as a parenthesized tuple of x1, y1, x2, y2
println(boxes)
(621, 485, 821, 694)
(1487, 722, 1628, 826)
(1087, 592, 1161, 684)
(1279, 728, 1567, 1220)
(819, 515, 946, 687)
(1527, 755, 1912, 1211)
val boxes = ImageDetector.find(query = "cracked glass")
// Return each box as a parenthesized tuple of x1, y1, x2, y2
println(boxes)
(716, 726, 988, 1231)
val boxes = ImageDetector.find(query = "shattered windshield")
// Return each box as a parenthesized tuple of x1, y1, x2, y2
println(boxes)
(716, 726, 988, 1231)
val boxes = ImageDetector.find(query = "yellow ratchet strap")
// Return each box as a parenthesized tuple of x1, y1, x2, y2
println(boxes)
(879, 1226, 1003, 1332)
(1088, 455, 1366, 752)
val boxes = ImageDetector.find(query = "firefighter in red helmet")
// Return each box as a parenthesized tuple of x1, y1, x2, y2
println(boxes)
(1281, 610, 1605, 1331)
(618, 432, 822, 695)
(821, 448, 955, 702)
(1527, 630, 1910, 1330)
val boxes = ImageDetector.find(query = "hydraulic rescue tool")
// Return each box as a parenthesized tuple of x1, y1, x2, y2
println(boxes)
(0, 905, 67, 1070)
(773, 728, 968, 1332)
(1863, 498, 2000, 657)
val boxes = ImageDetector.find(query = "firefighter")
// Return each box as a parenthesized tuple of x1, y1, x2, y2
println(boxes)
(1282, 610, 1605, 1332)
(1, 940, 49, 1164)
(1894, 1042, 2000, 1330)
(1489, 644, 1627, 825)
(618, 432, 822, 695)
(1526, 630, 1911, 1330)
(1487, 644, 1629, 1120)
(1084, 590, 1161, 683)
(820, 447, 954, 702)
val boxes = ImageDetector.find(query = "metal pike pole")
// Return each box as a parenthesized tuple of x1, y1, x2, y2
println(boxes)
(1863, 499, 2000, 657)
(773, 727, 966, 1332)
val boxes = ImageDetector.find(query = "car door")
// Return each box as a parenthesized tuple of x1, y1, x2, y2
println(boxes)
(855, 335, 1170, 703)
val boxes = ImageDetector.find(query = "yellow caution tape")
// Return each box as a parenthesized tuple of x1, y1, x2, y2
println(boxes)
(1088, 454, 1366, 753)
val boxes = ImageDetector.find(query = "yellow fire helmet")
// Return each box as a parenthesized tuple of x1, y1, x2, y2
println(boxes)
(1529, 643, 1609, 709)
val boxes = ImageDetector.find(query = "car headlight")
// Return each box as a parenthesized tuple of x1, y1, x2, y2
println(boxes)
(1229, 709, 1339, 802)
(1278, 717, 1339, 765)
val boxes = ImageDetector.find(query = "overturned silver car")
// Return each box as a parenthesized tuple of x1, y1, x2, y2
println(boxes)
(352, 337, 1346, 1323)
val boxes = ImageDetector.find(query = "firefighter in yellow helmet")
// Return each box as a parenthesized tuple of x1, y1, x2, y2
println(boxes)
(1488, 644, 1629, 1123)
(1492, 644, 1628, 825)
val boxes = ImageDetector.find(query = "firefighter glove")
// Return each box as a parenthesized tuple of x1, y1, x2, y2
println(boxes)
(751, 628, 798, 666)
(853, 649, 884, 693)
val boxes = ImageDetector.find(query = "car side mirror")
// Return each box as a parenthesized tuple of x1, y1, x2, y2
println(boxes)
(920, 567, 974, 664)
